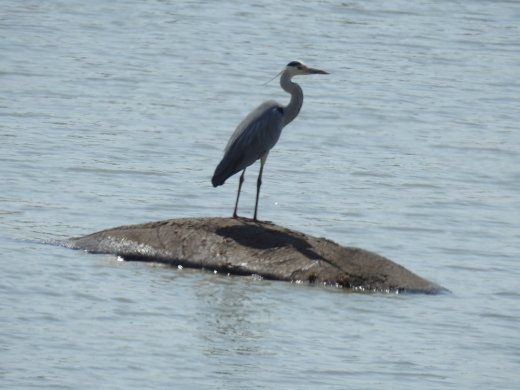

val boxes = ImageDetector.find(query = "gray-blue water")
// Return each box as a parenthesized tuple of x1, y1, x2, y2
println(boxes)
(1, 1, 519, 388)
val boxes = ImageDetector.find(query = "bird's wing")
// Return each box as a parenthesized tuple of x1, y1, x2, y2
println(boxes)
(212, 101, 284, 186)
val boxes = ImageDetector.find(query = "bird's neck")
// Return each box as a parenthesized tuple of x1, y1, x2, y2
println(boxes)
(280, 72, 303, 127)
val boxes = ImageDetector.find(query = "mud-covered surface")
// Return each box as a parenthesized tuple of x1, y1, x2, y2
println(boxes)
(66, 217, 446, 294)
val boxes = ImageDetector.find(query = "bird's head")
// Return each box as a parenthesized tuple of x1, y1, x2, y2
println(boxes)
(284, 60, 329, 77)
(264, 61, 328, 85)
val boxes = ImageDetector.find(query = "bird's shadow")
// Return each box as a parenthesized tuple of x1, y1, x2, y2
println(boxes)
(215, 222, 325, 262)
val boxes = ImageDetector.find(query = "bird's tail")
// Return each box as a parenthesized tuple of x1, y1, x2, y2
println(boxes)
(211, 161, 228, 187)
(212, 155, 242, 187)
(211, 172, 225, 187)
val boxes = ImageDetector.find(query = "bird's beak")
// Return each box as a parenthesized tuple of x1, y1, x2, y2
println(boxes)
(307, 67, 329, 75)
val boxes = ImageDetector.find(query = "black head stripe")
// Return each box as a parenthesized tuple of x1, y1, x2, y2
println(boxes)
(287, 61, 303, 67)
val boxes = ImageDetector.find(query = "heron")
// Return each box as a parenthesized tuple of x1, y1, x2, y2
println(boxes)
(211, 60, 328, 221)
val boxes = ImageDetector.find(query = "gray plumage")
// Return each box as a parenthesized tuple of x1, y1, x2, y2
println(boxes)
(212, 60, 328, 221)
(211, 101, 283, 187)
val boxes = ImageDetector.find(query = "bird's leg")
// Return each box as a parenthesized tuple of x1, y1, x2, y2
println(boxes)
(233, 169, 246, 218)
(253, 155, 267, 221)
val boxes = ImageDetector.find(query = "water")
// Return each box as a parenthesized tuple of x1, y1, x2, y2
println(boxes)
(1, 0, 519, 388)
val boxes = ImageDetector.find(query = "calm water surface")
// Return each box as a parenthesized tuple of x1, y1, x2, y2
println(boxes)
(1, 1, 519, 389)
